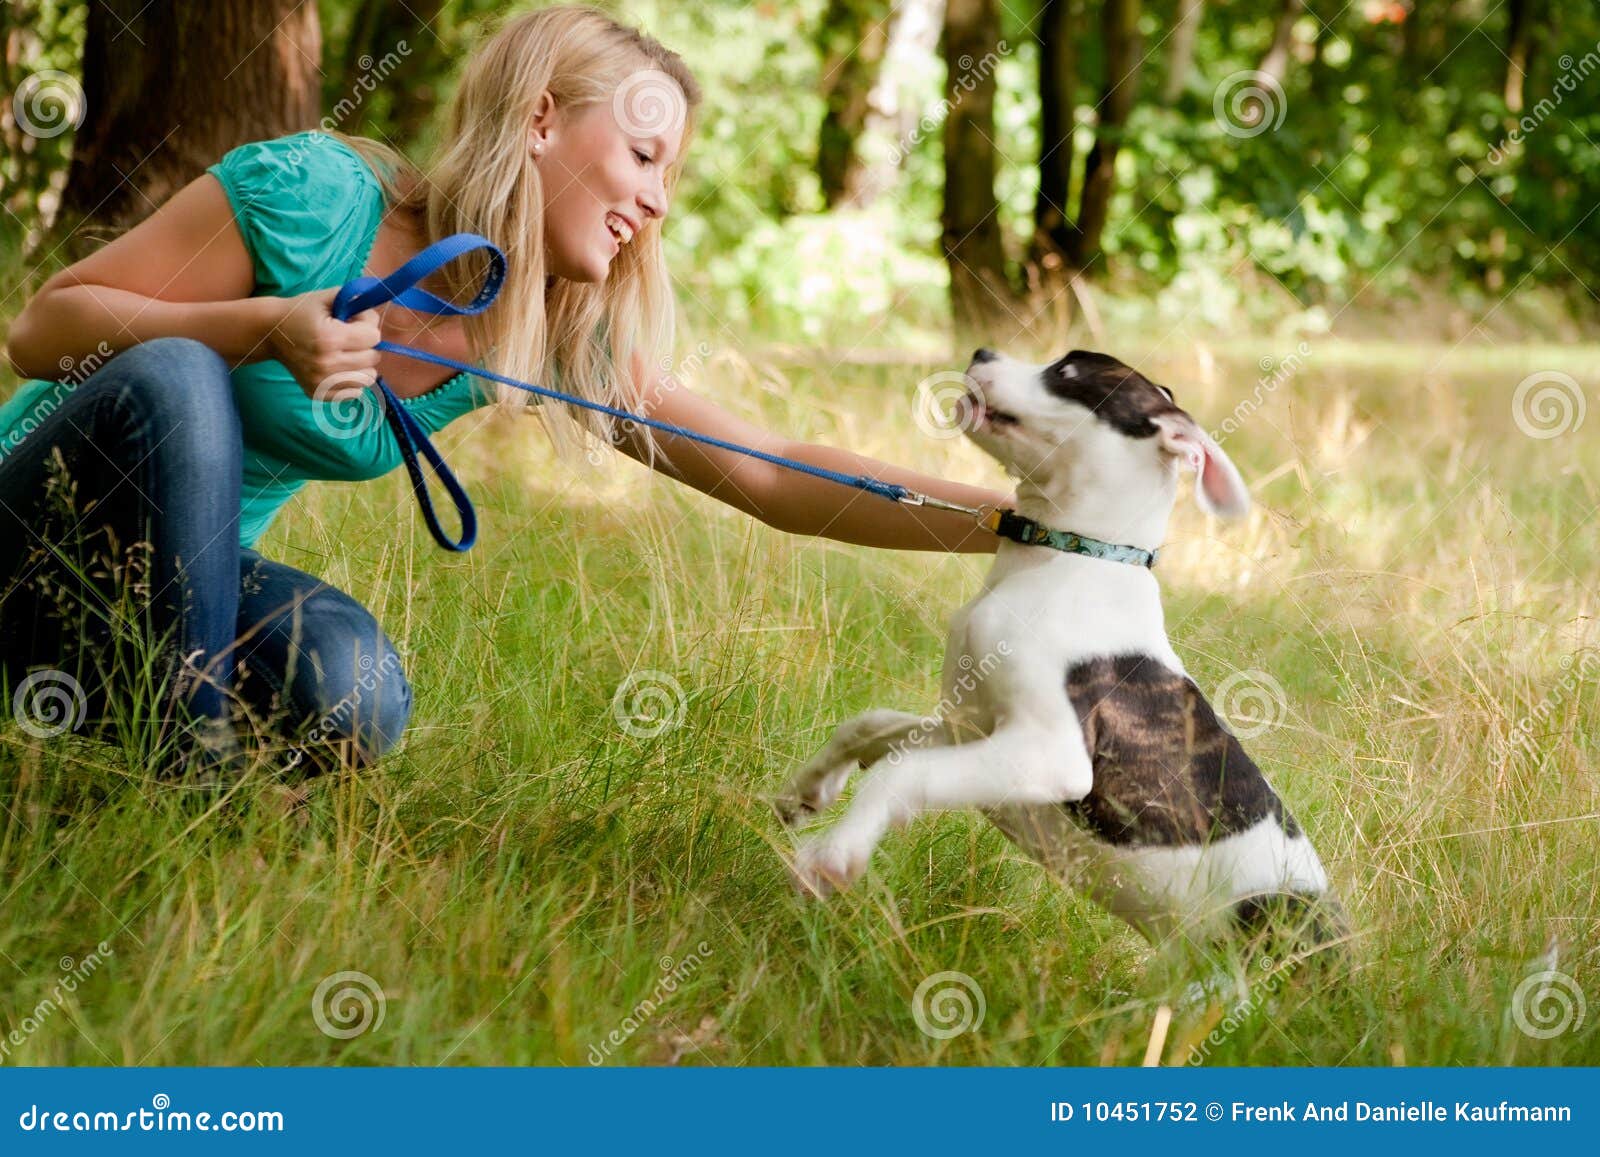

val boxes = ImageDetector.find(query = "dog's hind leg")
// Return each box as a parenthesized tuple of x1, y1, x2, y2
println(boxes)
(775, 709, 946, 827)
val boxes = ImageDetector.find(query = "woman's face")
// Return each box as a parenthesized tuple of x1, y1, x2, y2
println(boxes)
(535, 84, 686, 283)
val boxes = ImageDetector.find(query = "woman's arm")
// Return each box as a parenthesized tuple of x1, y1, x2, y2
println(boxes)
(7, 176, 271, 376)
(615, 372, 1010, 554)
(5, 175, 380, 393)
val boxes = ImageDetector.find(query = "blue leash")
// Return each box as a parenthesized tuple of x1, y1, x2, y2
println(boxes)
(332, 232, 926, 552)
(331, 232, 1157, 568)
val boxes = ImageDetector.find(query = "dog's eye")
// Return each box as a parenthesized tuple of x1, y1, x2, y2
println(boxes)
(1157, 385, 1176, 403)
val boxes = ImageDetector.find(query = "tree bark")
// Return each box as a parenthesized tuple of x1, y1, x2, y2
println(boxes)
(941, 0, 1014, 331)
(1067, 0, 1141, 272)
(1032, 0, 1081, 272)
(56, 0, 322, 247)
(1503, 0, 1537, 113)
(815, 0, 893, 208)
(1161, 0, 1205, 104)
(1258, 0, 1306, 84)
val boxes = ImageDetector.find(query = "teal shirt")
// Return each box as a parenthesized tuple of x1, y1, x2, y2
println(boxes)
(0, 131, 491, 548)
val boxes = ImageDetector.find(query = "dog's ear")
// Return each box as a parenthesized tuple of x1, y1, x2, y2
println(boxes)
(1152, 412, 1250, 518)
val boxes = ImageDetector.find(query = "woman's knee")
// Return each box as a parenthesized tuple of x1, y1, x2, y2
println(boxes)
(303, 645, 413, 762)
(102, 338, 240, 452)
(109, 336, 231, 385)
(281, 592, 413, 764)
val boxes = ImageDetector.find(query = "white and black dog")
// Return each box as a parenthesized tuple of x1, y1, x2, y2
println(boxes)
(777, 348, 1339, 947)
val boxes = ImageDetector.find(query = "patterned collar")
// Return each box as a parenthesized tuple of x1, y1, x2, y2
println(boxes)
(982, 509, 1158, 568)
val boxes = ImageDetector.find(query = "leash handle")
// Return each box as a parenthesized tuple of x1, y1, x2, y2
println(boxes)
(330, 233, 505, 551)
(332, 232, 506, 321)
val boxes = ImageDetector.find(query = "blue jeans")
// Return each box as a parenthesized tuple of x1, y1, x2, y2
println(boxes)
(0, 338, 411, 772)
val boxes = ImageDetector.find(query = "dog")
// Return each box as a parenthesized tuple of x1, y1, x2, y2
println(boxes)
(776, 348, 1339, 948)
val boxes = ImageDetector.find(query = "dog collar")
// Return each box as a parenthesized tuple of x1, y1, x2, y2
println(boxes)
(982, 508, 1158, 568)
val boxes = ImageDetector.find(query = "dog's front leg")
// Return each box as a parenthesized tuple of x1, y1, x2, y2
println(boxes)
(775, 709, 946, 826)
(791, 721, 1092, 896)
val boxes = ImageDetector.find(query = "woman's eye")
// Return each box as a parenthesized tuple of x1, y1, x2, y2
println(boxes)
(633, 149, 653, 165)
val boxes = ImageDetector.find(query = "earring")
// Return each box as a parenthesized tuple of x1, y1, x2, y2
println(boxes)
(531, 139, 545, 158)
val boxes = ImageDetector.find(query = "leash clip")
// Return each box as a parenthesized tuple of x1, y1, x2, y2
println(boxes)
(898, 489, 989, 520)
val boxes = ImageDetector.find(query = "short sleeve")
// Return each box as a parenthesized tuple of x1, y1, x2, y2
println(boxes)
(206, 131, 383, 296)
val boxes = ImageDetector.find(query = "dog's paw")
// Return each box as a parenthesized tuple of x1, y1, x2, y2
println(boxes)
(789, 827, 874, 898)
(773, 761, 854, 828)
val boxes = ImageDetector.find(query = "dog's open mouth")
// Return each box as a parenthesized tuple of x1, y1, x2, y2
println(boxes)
(965, 391, 1019, 429)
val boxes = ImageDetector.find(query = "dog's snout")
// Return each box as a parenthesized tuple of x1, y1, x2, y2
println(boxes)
(970, 348, 998, 365)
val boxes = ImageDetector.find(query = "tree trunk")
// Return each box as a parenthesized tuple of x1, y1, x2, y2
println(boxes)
(56, 0, 322, 248)
(1503, 0, 1537, 113)
(1161, 0, 1205, 104)
(1033, 0, 1081, 272)
(850, 0, 941, 207)
(815, 0, 893, 208)
(1258, 0, 1306, 84)
(1067, 0, 1141, 272)
(941, 0, 1013, 332)
(335, 0, 450, 143)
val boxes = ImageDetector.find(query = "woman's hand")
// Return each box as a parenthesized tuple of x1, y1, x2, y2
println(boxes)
(265, 289, 384, 400)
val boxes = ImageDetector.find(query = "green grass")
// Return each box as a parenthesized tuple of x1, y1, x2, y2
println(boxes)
(1, 337, 1597, 1065)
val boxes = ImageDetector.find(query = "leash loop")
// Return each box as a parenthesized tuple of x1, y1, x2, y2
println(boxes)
(330, 233, 504, 550)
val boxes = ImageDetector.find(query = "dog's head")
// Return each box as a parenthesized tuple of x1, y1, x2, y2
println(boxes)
(961, 348, 1249, 529)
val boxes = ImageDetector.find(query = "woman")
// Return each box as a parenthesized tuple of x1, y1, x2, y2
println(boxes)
(0, 5, 1007, 777)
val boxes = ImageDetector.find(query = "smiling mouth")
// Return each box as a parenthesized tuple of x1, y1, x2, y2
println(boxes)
(604, 212, 636, 245)
(964, 391, 1019, 429)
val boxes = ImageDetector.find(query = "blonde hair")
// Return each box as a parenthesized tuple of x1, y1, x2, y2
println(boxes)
(338, 4, 700, 464)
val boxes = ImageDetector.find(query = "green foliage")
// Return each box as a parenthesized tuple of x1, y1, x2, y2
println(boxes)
(1096, 1, 1600, 314)
(3, 0, 1597, 343)
(0, 0, 87, 253)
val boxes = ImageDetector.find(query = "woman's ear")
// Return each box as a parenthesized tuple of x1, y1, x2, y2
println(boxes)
(528, 90, 557, 157)
(1152, 412, 1251, 518)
